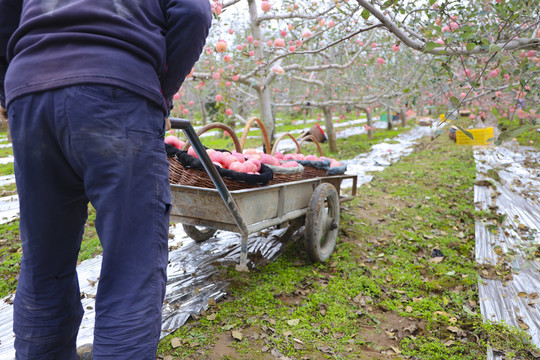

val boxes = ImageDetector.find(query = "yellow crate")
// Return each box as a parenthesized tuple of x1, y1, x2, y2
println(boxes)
(456, 127, 494, 145)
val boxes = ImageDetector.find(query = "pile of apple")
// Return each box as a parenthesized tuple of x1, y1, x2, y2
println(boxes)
(243, 149, 343, 168)
(165, 135, 342, 174)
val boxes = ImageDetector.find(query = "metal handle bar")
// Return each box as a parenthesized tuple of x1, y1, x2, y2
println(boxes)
(169, 118, 249, 239)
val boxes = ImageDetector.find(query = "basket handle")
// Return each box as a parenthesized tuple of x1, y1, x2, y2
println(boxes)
(270, 133, 301, 156)
(181, 122, 243, 153)
(298, 135, 324, 156)
(239, 117, 272, 153)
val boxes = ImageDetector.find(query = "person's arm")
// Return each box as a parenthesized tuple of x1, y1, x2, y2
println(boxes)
(161, 0, 212, 111)
(0, 0, 23, 109)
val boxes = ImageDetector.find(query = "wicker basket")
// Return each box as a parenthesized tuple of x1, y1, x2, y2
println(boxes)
(242, 120, 305, 184)
(168, 122, 270, 190)
(266, 163, 304, 185)
(239, 117, 272, 153)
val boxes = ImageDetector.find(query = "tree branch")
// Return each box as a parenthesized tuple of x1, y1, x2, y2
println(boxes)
(256, 5, 337, 25)
(356, 0, 540, 55)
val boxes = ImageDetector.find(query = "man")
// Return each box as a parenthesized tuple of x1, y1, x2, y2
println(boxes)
(0, 0, 211, 358)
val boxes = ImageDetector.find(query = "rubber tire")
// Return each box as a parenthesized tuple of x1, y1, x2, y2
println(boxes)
(182, 224, 217, 242)
(304, 183, 340, 263)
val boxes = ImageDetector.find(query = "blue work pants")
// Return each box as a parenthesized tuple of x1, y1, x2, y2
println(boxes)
(8, 85, 171, 359)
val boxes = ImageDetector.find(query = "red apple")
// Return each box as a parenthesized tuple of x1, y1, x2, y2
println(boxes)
(164, 135, 183, 149)
(223, 155, 238, 169)
(244, 161, 257, 173)
(229, 162, 247, 173)
(247, 158, 261, 172)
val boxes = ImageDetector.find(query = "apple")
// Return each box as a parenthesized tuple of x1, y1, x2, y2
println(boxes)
(274, 38, 285, 47)
(260, 154, 279, 166)
(282, 161, 299, 168)
(244, 161, 257, 173)
(246, 158, 261, 171)
(283, 154, 296, 161)
(229, 162, 247, 173)
(164, 135, 184, 149)
(215, 40, 227, 53)
(261, 1, 271, 12)
(305, 155, 319, 161)
(223, 155, 238, 169)
(231, 152, 245, 163)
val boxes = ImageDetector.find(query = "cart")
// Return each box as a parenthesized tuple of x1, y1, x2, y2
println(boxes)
(169, 118, 358, 271)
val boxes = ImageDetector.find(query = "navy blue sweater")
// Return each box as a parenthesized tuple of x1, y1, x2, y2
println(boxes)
(0, 0, 211, 113)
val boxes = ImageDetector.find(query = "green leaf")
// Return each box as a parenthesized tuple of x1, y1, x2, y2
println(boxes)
(425, 42, 440, 51)
(404, 88, 410, 94)
(361, 9, 370, 20)
(429, 0, 437, 4)
(450, 96, 460, 106)
(455, 125, 474, 140)
(498, 125, 534, 141)
(381, 0, 395, 9)
(489, 44, 502, 52)
(466, 43, 476, 52)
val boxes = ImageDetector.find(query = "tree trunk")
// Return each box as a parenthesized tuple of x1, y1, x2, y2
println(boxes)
(199, 97, 207, 126)
(400, 107, 407, 127)
(366, 109, 374, 140)
(323, 105, 338, 152)
(248, 0, 275, 144)
(256, 87, 275, 145)
(387, 105, 393, 130)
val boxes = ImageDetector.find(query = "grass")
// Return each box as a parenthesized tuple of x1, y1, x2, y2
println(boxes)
(1, 123, 537, 359)
(156, 134, 539, 359)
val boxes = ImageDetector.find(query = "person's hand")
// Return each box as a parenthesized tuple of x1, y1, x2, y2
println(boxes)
(165, 117, 171, 132)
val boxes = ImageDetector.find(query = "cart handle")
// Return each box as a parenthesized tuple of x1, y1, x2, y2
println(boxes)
(169, 118, 249, 238)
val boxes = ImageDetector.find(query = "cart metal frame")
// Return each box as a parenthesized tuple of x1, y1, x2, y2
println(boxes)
(169, 118, 357, 270)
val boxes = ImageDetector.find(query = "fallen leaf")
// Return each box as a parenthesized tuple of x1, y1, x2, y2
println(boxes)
(390, 346, 401, 354)
(232, 331, 243, 341)
(206, 313, 217, 321)
(287, 319, 300, 326)
(517, 292, 528, 298)
(528, 292, 539, 300)
(429, 256, 444, 263)
(283, 330, 292, 337)
(447, 326, 461, 334)
(170, 337, 182, 349)
(405, 306, 413, 313)
(444, 340, 455, 346)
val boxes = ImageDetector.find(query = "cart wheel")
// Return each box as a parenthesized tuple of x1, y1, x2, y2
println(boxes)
(305, 183, 340, 262)
(182, 224, 217, 242)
